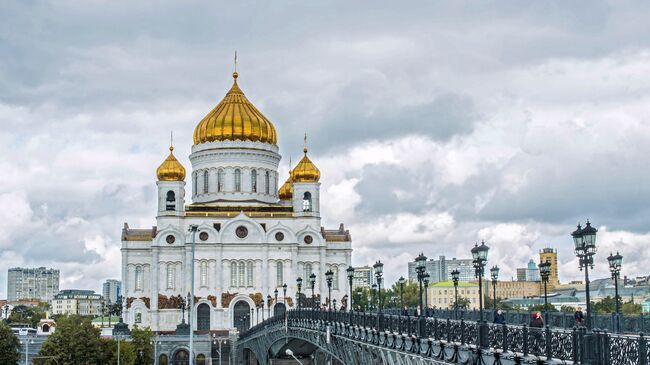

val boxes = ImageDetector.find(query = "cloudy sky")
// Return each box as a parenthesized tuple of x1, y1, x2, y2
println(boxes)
(2, 1, 650, 297)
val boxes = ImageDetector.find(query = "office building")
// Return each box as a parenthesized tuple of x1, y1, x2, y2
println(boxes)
(351, 266, 375, 290)
(102, 279, 121, 304)
(408, 256, 474, 283)
(51, 289, 103, 316)
(7, 267, 60, 301)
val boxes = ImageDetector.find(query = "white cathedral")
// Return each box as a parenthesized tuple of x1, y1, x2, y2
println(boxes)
(120, 70, 352, 333)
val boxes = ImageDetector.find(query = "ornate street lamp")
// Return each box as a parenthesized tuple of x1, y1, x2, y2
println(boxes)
(539, 260, 551, 323)
(309, 273, 317, 310)
(415, 253, 428, 317)
(296, 277, 303, 311)
(371, 284, 377, 311)
(423, 273, 430, 316)
(325, 269, 334, 310)
(347, 266, 355, 313)
(608, 251, 623, 332)
(451, 269, 460, 319)
(374, 260, 384, 313)
(274, 288, 279, 316)
(398, 276, 406, 310)
(471, 241, 489, 322)
(572, 221, 597, 329)
(490, 265, 499, 311)
(282, 283, 288, 303)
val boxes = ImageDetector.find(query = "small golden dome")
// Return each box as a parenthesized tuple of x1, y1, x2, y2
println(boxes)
(193, 72, 277, 145)
(292, 137, 320, 183)
(156, 146, 186, 181)
(278, 176, 293, 200)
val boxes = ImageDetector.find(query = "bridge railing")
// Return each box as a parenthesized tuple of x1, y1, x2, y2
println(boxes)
(241, 308, 650, 364)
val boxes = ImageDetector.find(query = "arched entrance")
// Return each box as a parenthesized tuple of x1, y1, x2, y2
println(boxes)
(273, 303, 286, 317)
(173, 349, 189, 365)
(233, 300, 251, 333)
(197, 303, 210, 331)
(42, 324, 50, 333)
(159, 354, 168, 365)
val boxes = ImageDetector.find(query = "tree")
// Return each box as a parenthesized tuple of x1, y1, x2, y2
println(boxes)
(131, 326, 154, 365)
(529, 304, 558, 313)
(451, 296, 471, 310)
(37, 315, 103, 365)
(7, 305, 45, 328)
(622, 300, 642, 315)
(592, 296, 616, 314)
(387, 280, 420, 308)
(560, 305, 576, 313)
(484, 297, 513, 311)
(0, 322, 20, 365)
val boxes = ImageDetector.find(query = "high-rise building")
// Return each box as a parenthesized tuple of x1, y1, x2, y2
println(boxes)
(539, 248, 560, 288)
(428, 281, 481, 310)
(102, 279, 121, 304)
(7, 267, 60, 301)
(516, 259, 540, 282)
(408, 256, 474, 283)
(351, 266, 375, 290)
(51, 289, 103, 316)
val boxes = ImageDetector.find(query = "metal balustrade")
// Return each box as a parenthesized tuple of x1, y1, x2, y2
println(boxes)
(239, 308, 650, 364)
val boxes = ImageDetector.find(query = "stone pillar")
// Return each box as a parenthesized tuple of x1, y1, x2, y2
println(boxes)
(151, 247, 159, 330)
(216, 244, 223, 308)
(262, 246, 269, 297)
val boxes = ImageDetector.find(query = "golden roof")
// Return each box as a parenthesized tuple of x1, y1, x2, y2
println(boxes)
(278, 175, 293, 200)
(292, 136, 320, 183)
(193, 72, 278, 145)
(156, 146, 186, 181)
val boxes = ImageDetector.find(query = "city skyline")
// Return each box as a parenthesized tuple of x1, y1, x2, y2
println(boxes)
(3, 1, 650, 298)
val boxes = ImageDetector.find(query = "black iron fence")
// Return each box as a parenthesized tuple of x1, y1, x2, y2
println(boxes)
(242, 309, 650, 365)
(384, 307, 642, 333)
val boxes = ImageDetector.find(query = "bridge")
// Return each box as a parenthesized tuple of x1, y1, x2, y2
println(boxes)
(237, 309, 647, 365)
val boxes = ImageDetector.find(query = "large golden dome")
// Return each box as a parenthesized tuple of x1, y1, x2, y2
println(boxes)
(193, 72, 278, 145)
(292, 139, 320, 183)
(156, 146, 186, 181)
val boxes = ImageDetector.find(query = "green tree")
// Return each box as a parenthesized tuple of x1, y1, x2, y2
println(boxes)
(0, 322, 20, 365)
(529, 304, 558, 312)
(622, 300, 642, 315)
(592, 296, 616, 314)
(484, 297, 513, 311)
(7, 305, 45, 328)
(131, 326, 154, 365)
(451, 296, 471, 309)
(37, 315, 103, 365)
(560, 305, 576, 313)
(388, 280, 420, 308)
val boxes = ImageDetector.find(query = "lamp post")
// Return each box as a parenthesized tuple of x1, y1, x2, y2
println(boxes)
(371, 284, 377, 311)
(296, 277, 303, 312)
(309, 273, 317, 310)
(347, 266, 355, 312)
(471, 241, 489, 349)
(20, 336, 33, 365)
(325, 269, 334, 310)
(212, 334, 228, 365)
(373, 260, 384, 313)
(539, 260, 551, 323)
(490, 265, 499, 311)
(188, 224, 198, 365)
(274, 288, 279, 316)
(451, 269, 460, 320)
(398, 276, 406, 310)
(415, 253, 428, 336)
(423, 273, 430, 316)
(283, 283, 287, 303)
(608, 251, 623, 332)
(572, 221, 597, 330)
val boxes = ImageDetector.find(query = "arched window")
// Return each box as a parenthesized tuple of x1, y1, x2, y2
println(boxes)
(276, 262, 283, 287)
(159, 354, 168, 365)
(165, 191, 175, 211)
(265, 171, 270, 194)
(230, 262, 237, 287)
(251, 169, 257, 192)
(196, 354, 206, 365)
(217, 169, 224, 192)
(235, 169, 241, 192)
(203, 170, 209, 194)
(238, 262, 245, 287)
(166, 264, 175, 290)
(332, 266, 339, 290)
(200, 261, 208, 287)
(304, 263, 312, 282)
(135, 308, 142, 323)
(246, 261, 254, 287)
(302, 192, 312, 212)
(135, 266, 143, 291)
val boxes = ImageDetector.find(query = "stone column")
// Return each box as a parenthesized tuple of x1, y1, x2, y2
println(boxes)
(215, 244, 223, 308)
(151, 247, 159, 330)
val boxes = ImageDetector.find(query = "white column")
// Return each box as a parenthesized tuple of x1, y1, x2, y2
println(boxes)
(215, 245, 223, 308)
(263, 246, 269, 296)
(151, 248, 159, 330)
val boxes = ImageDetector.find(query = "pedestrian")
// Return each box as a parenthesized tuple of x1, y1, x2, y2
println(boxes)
(494, 309, 506, 325)
(529, 311, 544, 328)
(415, 305, 421, 317)
(574, 307, 584, 328)
(401, 306, 409, 316)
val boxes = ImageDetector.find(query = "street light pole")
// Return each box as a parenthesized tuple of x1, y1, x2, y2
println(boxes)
(188, 224, 198, 364)
(309, 273, 317, 310)
(347, 266, 355, 320)
(490, 265, 499, 311)
(423, 273, 429, 315)
(471, 241, 490, 349)
(398, 276, 405, 310)
(608, 252, 623, 332)
(539, 260, 551, 323)
(325, 269, 334, 310)
(373, 261, 384, 313)
(572, 221, 598, 330)
(451, 269, 460, 320)
(296, 277, 303, 313)
(415, 253, 427, 336)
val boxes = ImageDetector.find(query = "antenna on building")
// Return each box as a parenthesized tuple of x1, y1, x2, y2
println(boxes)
(234, 51, 238, 73)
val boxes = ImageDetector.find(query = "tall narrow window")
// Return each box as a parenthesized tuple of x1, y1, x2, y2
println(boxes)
(200, 261, 208, 287)
(203, 170, 209, 194)
(251, 169, 257, 192)
(135, 309, 142, 324)
(332, 266, 339, 290)
(265, 171, 270, 194)
(247, 261, 254, 287)
(135, 266, 143, 291)
(235, 169, 241, 192)
(302, 192, 312, 212)
(193, 172, 198, 196)
(166, 264, 175, 289)
(238, 262, 245, 287)
(217, 169, 224, 192)
(276, 262, 283, 287)
(165, 191, 176, 211)
(230, 262, 237, 287)
(304, 263, 312, 282)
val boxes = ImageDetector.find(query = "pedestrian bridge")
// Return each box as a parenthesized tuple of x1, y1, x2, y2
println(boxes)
(237, 309, 647, 365)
